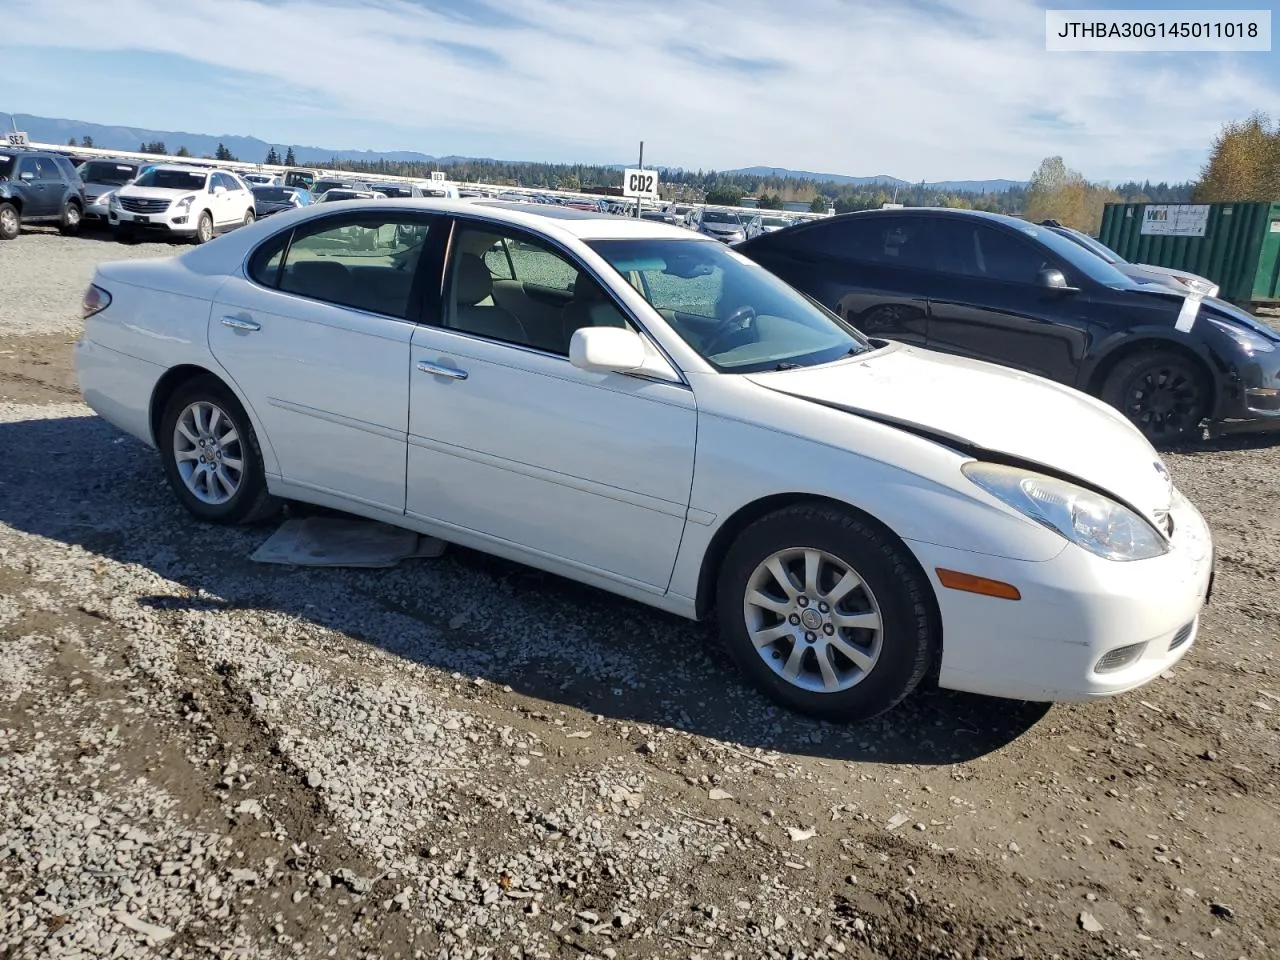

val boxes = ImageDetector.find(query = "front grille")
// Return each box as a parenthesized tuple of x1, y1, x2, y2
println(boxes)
(1168, 619, 1195, 651)
(119, 197, 171, 214)
(1094, 642, 1147, 674)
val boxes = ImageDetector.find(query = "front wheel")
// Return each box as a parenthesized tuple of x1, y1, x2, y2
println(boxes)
(159, 376, 279, 525)
(242, 208, 255, 227)
(58, 200, 82, 235)
(194, 211, 214, 244)
(0, 202, 19, 240)
(716, 504, 936, 721)
(1101, 350, 1208, 447)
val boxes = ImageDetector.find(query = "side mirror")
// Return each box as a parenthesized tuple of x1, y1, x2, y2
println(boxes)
(19, 171, 34, 182)
(569, 327, 646, 374)
(1037, 267, 1079, 294)
(213, 185, 227, 196)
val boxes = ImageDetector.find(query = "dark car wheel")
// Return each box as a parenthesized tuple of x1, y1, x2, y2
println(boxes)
(716, 504, 936, 721)
(1101, 351, 1208, 447)
(159, 375, 280, 525)
(58, 200, 82, 235)
(0, 202, 19, 241)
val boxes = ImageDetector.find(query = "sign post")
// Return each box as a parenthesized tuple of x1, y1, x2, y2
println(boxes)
(4, 131, 29, 148)
(430, 171, 446, 182)
(622, 141, 658, 221)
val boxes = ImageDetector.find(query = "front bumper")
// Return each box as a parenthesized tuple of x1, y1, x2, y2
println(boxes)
(109, 206, 197, 237)
(912, 491, 1213, 702)
(84, 196, 113, 221)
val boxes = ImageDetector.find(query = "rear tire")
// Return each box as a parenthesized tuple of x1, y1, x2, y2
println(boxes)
(0, 202, 18, 240)
(243, 208, 255, 227)
(715, 504, 936, 721)
(58, 200, 82, 235)
(159, 375, 280, 525)
(1101, 350, 1209, 447)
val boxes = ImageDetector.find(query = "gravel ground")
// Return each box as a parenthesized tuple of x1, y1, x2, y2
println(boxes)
(2, 236, 1280, 960)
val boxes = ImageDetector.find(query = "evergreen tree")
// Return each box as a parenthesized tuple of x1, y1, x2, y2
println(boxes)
(284, 146, 297, 166)
(265, 146, 281, 165)
(214, 143, 236, 162)
(81, 136, 94, 148)
(175, 146, 192, 157)
(68, 137, 78, 146)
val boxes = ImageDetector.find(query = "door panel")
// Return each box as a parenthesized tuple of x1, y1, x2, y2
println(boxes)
(406, 328, 695, 588)
(210, 278, 414, 509)
(924, 218, 1093, 384)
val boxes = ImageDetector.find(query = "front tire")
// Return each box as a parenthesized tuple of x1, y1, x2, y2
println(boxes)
(58, 200, 82, 235)
(1101, 350, 1208, 447)
(194, 212, 214, 244)
(243, 208, 255, 227)
(159, 376, 279, 525)
(716, 504, 936, 721)
(0, 202, 19, 240)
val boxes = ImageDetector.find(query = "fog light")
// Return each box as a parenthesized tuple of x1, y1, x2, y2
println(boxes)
(1094, 642, 1146, 674)
(172, 216, 188, 224)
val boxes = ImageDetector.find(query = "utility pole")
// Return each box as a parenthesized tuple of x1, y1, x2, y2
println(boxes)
(634, 141, 643, 219)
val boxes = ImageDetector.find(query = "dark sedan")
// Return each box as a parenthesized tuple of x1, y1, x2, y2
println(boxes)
(736, 209, 1280, 444)
(250, 185, 311, 217)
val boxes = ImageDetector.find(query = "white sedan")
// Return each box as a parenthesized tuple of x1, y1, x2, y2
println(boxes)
(75, 200, 1215, 720)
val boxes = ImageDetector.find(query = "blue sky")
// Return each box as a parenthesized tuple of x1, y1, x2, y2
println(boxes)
(0, 0, 1276, 182)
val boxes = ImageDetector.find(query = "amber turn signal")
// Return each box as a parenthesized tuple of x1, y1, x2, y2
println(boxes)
(935, 568, 1021, 601)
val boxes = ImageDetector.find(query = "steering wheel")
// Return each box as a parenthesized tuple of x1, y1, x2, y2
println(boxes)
(701, 304, 757, 355)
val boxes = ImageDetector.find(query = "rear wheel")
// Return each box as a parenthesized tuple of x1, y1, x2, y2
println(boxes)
(716, 504, 936, 721)
(0, 202, 18, 241)
(159, 376, 279, 525)
(194, 212, 214, 244)
(58, 200, 82, 235)
(243, 208, 255, 227)
(1101, 350, 1208, 446)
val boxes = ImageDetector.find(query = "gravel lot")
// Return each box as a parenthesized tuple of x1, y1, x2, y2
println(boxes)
(2, 233, 1280, 960)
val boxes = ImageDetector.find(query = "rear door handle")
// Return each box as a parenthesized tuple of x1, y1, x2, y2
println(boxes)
(416, 360, 467, 380)
(221, 315, 261, 332)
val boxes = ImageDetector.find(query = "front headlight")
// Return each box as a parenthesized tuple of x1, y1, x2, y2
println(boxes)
(963, 462, 1167, 561)
(1205, 316, 1275, 354)
(175, 194, 196, 211)
(108, 194, 120, 209)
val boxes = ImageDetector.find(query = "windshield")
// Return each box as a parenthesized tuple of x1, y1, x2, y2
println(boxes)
(702, 211, 742, 225)
(1004, 220, 1135, 287)
(378, 185, 413, 197)
(252, 187, 297, 202)
(761, 216, 792, 228)
(589, 238, 870, 373)
(313, 179, 361, 194)
(133, 169, 207, 191)
(79, 160, 138, 185)
(1059, 227, 1126, 265)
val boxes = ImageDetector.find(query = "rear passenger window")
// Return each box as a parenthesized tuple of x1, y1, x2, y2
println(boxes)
(444, 225, 631, 355)
(252, 215, 433, 318)
(781, 217, 929, 267)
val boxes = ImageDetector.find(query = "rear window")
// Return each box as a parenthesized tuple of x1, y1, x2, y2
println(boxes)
(79, 160, 138, 185)
(0, 156, 12, 179)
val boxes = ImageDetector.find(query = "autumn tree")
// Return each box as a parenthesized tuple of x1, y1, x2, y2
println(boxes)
(1194, 113, 1280, 202)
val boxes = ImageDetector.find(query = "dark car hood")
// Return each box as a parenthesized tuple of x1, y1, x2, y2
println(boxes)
(1127, 284, 1280, 341)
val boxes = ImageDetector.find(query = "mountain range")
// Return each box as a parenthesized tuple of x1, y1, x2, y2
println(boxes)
(8, 113, 1026, 193)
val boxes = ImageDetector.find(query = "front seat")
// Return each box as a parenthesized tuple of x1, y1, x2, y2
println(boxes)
(559, 273, 629, 352)
(451, 254, 527, 343)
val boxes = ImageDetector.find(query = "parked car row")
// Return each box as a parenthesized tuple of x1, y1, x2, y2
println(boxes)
(75, 197, 1215, 723)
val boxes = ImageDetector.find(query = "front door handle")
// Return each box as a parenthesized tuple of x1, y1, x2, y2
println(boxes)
(416, 360, 468, 380)
(221, 315, 261, 332)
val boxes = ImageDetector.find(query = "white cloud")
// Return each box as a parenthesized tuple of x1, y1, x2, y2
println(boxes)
(3, 0, 1275, 181)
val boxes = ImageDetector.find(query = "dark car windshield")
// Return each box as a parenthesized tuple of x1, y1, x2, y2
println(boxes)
(702, 211, 742, 225)
(313, 179, 363, 194)
(589, 238, 871, 373)
(252, 187, 297, 202)
(133, 169, 207, 191)
(79, 160, 138, 185)
(761, 216, 792, 227)
(375, 185, 413, 197)
(1001, 220, 1135, 287)
(1057, 227, 1126, 265)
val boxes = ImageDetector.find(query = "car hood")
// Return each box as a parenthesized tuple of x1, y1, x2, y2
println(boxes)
(702, 222, 744, 234)
(746, 345, 1172, 519)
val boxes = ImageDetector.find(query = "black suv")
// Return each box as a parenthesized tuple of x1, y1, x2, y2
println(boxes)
(0, 149, 87, 240)
(736, 208, 1280, 445)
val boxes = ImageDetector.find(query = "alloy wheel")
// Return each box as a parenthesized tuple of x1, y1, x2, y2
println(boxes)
(172, 401, 244, 505)
(742, 547, 883, 693)
(1122, 363, 1204, 441)
(0, 207, 17, 236)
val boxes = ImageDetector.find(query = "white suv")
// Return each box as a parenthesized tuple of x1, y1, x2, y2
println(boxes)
(109, 166, 255, 243)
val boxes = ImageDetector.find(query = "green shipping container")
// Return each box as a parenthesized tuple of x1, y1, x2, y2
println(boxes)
(1098, 201, 1280, 306)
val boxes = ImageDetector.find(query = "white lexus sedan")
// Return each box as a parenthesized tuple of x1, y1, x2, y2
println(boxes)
(75, 200, 1215, 720)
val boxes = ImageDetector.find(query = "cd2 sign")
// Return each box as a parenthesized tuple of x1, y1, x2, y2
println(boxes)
(622, 168, 659, 200)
